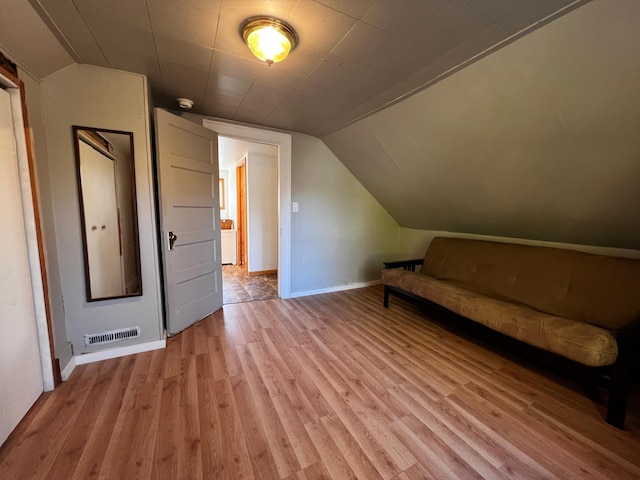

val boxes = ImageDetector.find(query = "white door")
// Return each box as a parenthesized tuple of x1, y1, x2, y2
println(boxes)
(79, 141, 123, 298)
(154, 109, 223, 335)
(0, 88, 43, 445)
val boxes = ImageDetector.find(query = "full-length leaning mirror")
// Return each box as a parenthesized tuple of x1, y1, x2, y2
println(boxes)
(73, 126, 142, 301)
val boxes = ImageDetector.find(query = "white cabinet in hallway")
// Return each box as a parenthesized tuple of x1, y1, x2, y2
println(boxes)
(221, 230, 237, 265)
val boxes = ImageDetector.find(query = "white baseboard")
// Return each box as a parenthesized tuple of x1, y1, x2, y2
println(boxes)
(60, 356, 77, 381)
(61, 338, 166, 380)
(289, 280, 380, 299)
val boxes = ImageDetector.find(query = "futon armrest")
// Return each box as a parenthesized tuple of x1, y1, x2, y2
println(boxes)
(383, 258, 424, 271)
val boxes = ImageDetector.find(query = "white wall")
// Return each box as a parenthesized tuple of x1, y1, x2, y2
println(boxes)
(41, 64, 163, 354)
(223, 166, 239, 230)
(223, 169, 242, 229)
(398, 229, 640, 262)
(219, 168, 230, 221)
(218, 145, 245, 231)
(289, 132, 404, 295)
(226, 167, 239, 230)
(247, 152, 278, 273)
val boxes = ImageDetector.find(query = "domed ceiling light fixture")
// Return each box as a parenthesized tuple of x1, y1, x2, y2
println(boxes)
(241, 17, 298, 66)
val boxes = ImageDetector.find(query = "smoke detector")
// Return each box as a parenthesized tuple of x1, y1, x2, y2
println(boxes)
(177, 98, 194, 109)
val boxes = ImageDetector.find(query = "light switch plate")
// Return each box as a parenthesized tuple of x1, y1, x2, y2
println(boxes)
(292, 202, 299, 212)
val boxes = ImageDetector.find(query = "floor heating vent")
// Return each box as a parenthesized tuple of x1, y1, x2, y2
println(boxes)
(84, 327, 140, 347)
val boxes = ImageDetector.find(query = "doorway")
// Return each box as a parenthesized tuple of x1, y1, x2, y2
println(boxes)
(203, 119, 292, 300)
(218, 137, 279, 304)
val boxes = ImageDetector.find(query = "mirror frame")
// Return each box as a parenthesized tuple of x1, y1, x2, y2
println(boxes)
(73, 125, 142, 302)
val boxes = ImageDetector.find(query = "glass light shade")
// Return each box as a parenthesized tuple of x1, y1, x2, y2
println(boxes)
(242, 18, 297, 65)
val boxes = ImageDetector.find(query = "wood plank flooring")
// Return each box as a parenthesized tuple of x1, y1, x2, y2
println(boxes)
(1, 285, 639, 479)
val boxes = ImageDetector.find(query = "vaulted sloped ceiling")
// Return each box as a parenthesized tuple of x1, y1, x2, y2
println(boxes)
(322, 0, 640, 250)
(20, 0, 588, 136)
(2, 1, 638, 250)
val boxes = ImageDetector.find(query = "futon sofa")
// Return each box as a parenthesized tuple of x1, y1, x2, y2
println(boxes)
(381, 236, 640, 428)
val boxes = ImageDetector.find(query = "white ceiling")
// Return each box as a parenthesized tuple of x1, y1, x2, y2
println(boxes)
(218, 135, 277, 169)
(14, 0, 589, 137)
(0, 0, 73, 78)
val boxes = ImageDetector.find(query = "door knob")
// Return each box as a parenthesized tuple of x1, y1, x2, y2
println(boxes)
(168, 231, 177, 250)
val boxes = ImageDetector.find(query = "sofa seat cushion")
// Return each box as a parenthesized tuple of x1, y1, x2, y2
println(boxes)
(381, 269, 618, 367)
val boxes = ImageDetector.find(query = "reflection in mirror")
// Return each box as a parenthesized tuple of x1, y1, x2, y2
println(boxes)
(73, 126, 142, 301)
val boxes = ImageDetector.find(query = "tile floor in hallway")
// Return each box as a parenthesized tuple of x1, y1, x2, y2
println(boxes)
(222, 264, 278, 304)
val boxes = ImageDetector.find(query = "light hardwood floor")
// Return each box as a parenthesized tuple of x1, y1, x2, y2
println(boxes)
(1, 285, 639, 479)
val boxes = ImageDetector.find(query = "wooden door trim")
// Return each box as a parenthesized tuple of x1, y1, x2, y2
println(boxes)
(19, 81, 61, 385)
(1, 53, 60, 386)
(236, 158, 246, 266)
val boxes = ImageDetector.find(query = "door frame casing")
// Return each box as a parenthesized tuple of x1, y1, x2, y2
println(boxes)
(202, 118, 291, 300)
(236, 158, 246, 266)
(0, 66, 55, 390)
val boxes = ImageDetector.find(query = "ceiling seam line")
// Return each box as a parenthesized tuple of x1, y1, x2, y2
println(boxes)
(201, 15, 222, 110)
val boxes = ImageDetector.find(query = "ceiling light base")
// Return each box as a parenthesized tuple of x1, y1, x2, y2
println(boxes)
(241, 17, 297, 65)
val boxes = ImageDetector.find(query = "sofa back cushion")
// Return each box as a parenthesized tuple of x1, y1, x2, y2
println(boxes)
(423, 237, 640, 330)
